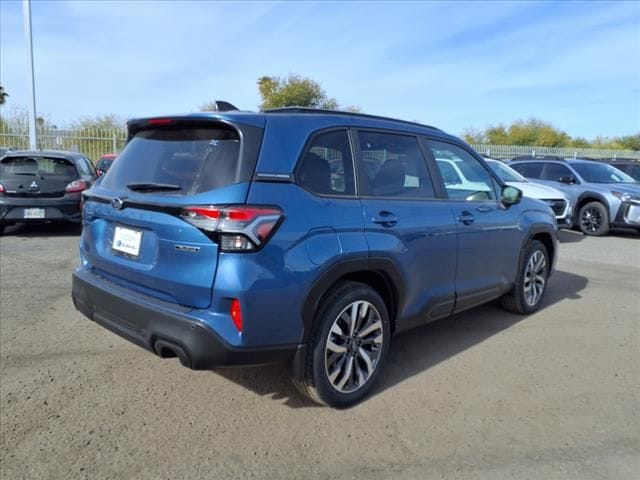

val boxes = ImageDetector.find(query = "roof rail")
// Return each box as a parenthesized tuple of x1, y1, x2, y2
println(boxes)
(263, 107, 442, 132)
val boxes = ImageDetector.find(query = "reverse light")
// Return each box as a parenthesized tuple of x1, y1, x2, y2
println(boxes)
(180, 205, 283, 252)
(65, 179, 88, 193)
(230, 299, 242, 332)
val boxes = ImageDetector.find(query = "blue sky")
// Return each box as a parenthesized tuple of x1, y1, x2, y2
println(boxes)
(1, 0, 639, 138)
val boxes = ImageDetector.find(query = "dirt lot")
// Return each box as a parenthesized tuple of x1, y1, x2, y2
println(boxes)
(1, 224, 638, 479)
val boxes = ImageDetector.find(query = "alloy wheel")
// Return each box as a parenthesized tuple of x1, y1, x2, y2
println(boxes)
(523, 250, 547, 307)
(324, 300, 384, 393)
(581, 207, 602, 233)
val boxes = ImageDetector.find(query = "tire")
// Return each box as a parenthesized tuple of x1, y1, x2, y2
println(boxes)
(292, 281, 391, 408)
(578, 201, 610, 236)
(500, 240, 550, 315)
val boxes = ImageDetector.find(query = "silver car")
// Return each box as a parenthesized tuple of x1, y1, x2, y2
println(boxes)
(485, 159, 573, 228)
(510, 158, 640, 236)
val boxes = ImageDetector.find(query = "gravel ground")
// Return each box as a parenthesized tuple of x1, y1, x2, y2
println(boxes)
(1, 223, 639, 479)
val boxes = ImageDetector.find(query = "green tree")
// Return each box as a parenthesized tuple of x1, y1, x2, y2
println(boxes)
(618, 134, 640, 151)
(570, 137, 591, 148)
(506, 118, 570, 147)
(257, 74, 339, 110)
(461, 128, 485, 144)
(485, 125, 510, 144)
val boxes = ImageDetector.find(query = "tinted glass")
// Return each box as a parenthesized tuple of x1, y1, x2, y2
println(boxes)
(0, 156, 78, 180)
(298, 130, 355, 196)
(428, 141, 496, 201)
(82, 157, 96, 176)
(487, 160, 527, 182)
(544, 163, 573, 182)
(621, 164, 640, 180)
(571, 162, 636, 183)
(511, 162, 544, 179)
(101, 126, 244, 194)
(76, 158, 91, 176)
(96, 158, 114, 170)
(358, 131, 435, 199)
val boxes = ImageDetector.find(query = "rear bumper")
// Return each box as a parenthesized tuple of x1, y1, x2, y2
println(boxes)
(72, 268, 299, 369)
(0, 194, 82, 223)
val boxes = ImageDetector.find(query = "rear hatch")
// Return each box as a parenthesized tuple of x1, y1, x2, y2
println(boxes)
(82, 117, 263, 309)
(0, 155, 80, 197)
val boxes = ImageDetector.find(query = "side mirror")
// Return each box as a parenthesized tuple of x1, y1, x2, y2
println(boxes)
(559, 176, 575, 185)
(501, 185, 522, 206)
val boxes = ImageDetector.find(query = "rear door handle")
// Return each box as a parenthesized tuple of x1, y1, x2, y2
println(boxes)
(372, 211, 398, 227)
(457, 211, 475, 225)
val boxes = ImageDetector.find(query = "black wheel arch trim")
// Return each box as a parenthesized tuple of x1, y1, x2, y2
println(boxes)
(522, 225, 557, 277)
(575, 192, 610, 220)
(300, 256, 405, 343)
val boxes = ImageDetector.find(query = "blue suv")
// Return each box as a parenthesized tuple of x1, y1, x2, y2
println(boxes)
(72, 108, 558, 407)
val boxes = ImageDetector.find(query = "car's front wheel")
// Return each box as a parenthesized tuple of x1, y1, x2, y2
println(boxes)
(292, 281, 390, 408)
(501, 240, 550, 314)
(578, 201, 610, 236)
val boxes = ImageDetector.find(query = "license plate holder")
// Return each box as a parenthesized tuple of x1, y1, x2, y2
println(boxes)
(112, 225, 143, 259)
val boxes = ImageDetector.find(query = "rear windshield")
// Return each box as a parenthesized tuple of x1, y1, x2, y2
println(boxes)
(0, 156, 78, 179)
(96, 158, 114, 170)
(100, 126, 244, 194)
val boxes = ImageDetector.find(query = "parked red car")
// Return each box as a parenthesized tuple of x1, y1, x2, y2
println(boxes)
(96, 153, 116, 176)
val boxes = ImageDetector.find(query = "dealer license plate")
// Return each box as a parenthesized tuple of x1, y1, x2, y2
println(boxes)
(112, 225, 143, 258)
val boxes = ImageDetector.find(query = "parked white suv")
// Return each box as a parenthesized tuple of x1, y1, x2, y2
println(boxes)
(485, 159, 573, 227)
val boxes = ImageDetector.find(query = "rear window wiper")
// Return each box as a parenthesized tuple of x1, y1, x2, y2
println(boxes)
(126, 182, 182, 192)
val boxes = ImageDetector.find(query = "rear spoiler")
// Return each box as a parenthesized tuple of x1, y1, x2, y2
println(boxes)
(127, 101, 240, 138)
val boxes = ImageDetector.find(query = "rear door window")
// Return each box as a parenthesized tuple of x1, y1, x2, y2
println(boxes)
(100, 125, 248, 195)
(511, 162, 544, 179)
(358, 131, 436, 199)
(543, 163, 574, 182)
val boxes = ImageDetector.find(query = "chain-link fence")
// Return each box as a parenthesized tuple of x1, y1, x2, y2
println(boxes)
(1, 124, 638, 163)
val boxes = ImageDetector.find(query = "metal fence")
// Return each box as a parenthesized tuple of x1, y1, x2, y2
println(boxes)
(1, 125, 638, 162)
(470, 143, 640, 160)
(0, 126, 127, 162)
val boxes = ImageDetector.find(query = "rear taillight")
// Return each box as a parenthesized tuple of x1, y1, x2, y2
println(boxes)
(0, 183, 4, 193)
(180, 205, 283, 252)
(65, 179, 88, 193)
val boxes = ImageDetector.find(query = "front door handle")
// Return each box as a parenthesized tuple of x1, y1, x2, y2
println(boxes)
(372, 211, 398, 227)
(476, 205, 493, 213)
(457, 211, 475, 225)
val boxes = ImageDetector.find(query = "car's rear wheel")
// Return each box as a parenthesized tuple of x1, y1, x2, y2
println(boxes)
(578, 201, 609, 236)
(501, 240, 549, 314)
(292, 281, 390, 408)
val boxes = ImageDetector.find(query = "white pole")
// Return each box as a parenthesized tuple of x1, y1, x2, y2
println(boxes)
(23, 0, 37, 150)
